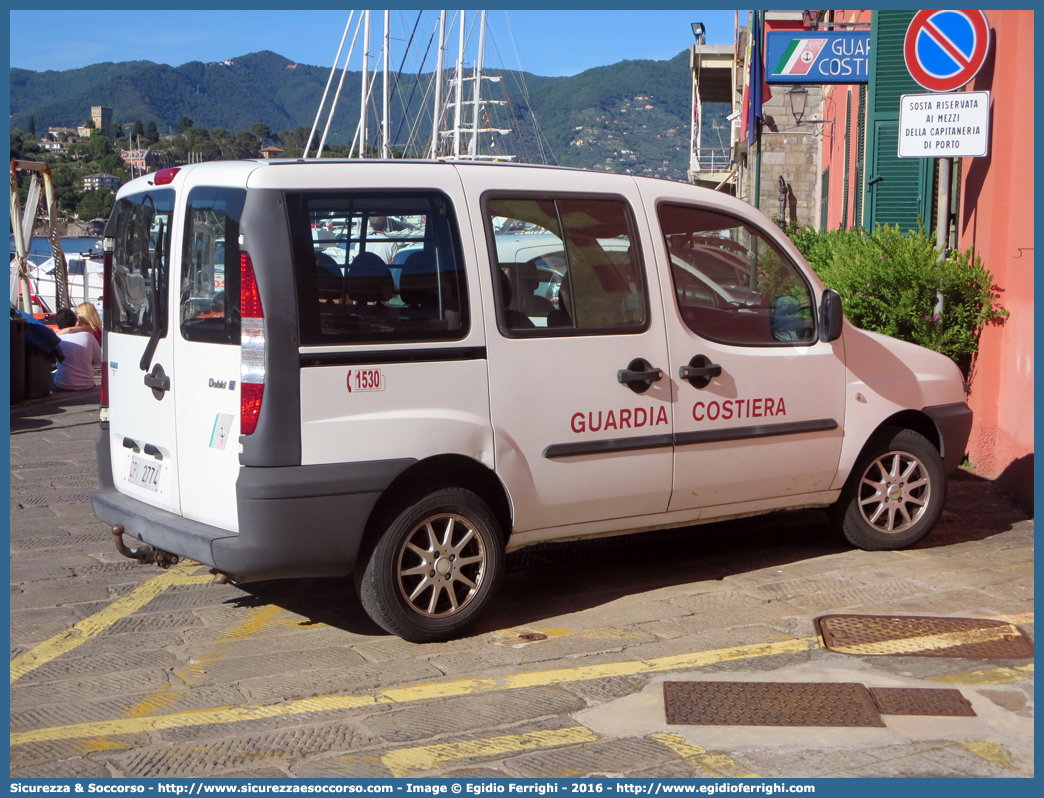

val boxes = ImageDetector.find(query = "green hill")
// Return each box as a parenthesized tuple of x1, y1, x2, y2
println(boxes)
(11, 50, 730, 182)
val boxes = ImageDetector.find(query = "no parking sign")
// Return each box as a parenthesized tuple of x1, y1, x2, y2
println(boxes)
(904, 10, 990, 92)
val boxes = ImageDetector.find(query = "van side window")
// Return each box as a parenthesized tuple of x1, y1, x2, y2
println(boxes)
(180, 187, 246, 345)
(658, 204, 816, 346)
(485, 196, 647, 336)
(287, 192, 469, 346)
(105, 189, 175, 337)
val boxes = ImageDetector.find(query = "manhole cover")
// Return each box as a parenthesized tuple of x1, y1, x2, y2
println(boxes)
(663, 681, 885, 727)
(869, 687, 976, 717)
(816, 615, 1034, 659)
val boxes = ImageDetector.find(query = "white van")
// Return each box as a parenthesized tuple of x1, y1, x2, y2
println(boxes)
(92, 160, 972, 642)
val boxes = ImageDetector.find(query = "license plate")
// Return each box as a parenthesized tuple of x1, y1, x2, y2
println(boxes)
(127, 454, 161, 492)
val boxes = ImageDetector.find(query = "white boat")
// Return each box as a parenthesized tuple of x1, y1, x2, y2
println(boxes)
(10, 254, 104, 312)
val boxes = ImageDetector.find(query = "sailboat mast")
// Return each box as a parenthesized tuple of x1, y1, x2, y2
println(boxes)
(382, 10, 390, 159)
(453, 10, 464, 159)
(430, 10, 446, 159)
(360, 10, 370, 159)
(470, 10, 486, 158)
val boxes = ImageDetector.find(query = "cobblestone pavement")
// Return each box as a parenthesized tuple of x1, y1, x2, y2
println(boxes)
(10, 389, 1034, 779)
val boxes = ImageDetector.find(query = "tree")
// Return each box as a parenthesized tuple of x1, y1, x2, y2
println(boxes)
(88, 134, 114, 160)
(177, 117, 194, 134)
(145, 121, 160, 145)
(76, 189, 115, 222)
(131, 120, 145, 139)
(28, 117, 36, 138)
(84, 119, 96, 132)
(224, 130, 256, 159)
(251, 123, 272, 143)
(194, 141, 222, 162)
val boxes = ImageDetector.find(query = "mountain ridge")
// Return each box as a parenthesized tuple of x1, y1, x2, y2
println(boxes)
(11, 50, 730, 182)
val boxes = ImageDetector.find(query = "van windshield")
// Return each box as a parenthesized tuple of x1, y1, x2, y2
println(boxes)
(105, 188, 175, 337)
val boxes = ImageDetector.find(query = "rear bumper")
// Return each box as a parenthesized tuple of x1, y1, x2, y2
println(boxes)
(923, 401, 974, 475)
(92, 424, 415, 582)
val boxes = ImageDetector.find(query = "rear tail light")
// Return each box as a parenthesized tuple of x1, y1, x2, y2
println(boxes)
(240, 251, 265, 436)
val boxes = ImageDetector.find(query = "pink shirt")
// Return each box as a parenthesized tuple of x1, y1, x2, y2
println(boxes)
(54, 331, 101, 391)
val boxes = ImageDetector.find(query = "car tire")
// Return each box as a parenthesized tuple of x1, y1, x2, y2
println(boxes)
(356, 487, 504, 643)
(836, 426, 946, 551)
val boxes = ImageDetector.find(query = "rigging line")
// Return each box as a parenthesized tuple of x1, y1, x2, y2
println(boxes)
(392, 12, 437, 155)
(402, 68, 437, 157)
(400, 24, 441, 158)
(497, 11, 557, 165)
(383, 10, 424, 154)
(317, 12, 364, 159)
(305, 12, 354, 159)
(351, 67, 383, 157)
(496, 9, 542, 163)
(484, 32, 533, 164)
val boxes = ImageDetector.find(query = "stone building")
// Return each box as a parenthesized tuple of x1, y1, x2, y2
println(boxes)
(734, 11, 826, 228)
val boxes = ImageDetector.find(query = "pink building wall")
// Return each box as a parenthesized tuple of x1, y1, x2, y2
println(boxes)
(958, 9, 1035, 509)
(819, 11, 871, 232)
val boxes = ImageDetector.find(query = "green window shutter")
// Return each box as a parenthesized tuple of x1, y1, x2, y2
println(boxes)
(865, 10, 932, 232)
(869, 121, 930, 234)
(821, 168, 830, 231)
(842, 91, 851, 230)
(854, 85, 866, 228)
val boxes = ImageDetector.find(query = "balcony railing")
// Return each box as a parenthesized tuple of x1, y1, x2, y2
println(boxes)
(689, 147, 733, 173)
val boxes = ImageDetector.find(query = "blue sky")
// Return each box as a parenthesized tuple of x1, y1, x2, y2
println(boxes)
(10, 9, 743, 78)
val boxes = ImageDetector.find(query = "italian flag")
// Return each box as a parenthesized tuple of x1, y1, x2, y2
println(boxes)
(772, 38, 827, 76)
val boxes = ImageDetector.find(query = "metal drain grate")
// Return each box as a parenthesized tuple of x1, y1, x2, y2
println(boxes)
(869, 687, 976, 717)
(663, 681, 885, 727)
(816, 615, 1034, 659)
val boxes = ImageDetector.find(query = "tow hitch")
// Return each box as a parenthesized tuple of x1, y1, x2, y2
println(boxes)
(111, 524, 180, 568)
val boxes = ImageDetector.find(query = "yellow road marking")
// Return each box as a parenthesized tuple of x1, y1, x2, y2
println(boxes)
(11, 607, 1032, 747)
(927, 663, 1034, 685)
(10, 560, 206, 684)
(651, 733, 760, 778)
(123, 604, 284, 720)
(825, 623, 1026, 656)
(958, 740, 1018, 771)
(380, 638, 812, 703)
(12, 695, 382, 745)
(11, 637, 810, 745)
(382, 726, 599, 777)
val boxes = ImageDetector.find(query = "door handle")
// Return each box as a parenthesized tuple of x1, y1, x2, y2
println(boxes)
(143, 363, 170, 399)
(679, 355, 721, 389)
(617, 358, 664, 394)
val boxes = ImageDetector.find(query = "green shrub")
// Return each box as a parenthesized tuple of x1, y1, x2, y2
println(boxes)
(788, 224, 1006, 374)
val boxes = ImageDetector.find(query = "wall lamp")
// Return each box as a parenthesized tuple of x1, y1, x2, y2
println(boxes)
(789, 86, 835, 128)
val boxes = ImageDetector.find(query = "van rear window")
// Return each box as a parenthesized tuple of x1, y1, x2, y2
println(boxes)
(287, 191, 468, 346)
(180, 187, 246, 345)
(105, 189, 175, 337)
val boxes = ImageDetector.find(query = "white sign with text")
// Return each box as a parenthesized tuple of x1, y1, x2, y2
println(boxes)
(898, 91, 990, 158)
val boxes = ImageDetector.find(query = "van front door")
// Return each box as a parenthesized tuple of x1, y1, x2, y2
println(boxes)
(462, 171, 674, 535)
(649, 199, 846, 514)
(105, 188, 181, 515)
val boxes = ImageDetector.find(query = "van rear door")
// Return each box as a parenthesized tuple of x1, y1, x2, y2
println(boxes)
(105, 187, 181, 515)
(172, 187, 247, 532)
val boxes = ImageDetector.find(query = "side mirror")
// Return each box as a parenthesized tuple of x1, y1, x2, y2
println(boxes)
(819, 289, 843, 343)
